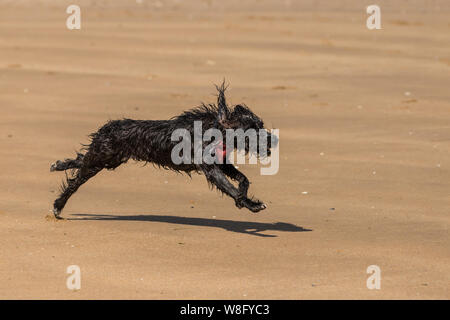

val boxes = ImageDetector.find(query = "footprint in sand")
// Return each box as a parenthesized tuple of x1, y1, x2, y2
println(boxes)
(272, 85, 296, 90)
(7, 64, 22, 69)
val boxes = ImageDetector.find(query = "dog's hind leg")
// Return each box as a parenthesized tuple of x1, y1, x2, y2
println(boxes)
(202, 165, 266, 213)
(53, 162, 102, 219)
(50, 153, 84, 172)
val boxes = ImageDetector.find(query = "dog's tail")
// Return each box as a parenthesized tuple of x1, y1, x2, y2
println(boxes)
(50, 152, 85, 172)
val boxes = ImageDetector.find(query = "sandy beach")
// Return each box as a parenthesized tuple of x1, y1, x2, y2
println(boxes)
(0, 0, 449, 299)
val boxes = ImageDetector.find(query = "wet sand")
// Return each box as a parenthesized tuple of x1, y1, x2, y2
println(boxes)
(0, 0, 449, 299)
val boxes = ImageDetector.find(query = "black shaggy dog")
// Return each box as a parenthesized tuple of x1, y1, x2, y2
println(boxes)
(50, 83, 277, 219)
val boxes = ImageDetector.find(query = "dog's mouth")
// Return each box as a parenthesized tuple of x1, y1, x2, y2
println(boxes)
(240, 142, 272, 159)
(214, 140, 271, 160)
(216, 130, 277, 161)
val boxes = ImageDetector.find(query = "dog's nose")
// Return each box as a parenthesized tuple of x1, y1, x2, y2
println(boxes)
(270, 132, 279, 147)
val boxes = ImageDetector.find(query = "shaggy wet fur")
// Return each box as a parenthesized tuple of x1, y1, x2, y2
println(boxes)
(50, 82, 275, 218)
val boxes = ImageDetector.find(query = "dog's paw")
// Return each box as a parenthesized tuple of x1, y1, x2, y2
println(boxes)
(249, 202, 267, 213)
(53, 208, 63, 219)
(241, 198, 267, 213)
(50, 161, 61, 172)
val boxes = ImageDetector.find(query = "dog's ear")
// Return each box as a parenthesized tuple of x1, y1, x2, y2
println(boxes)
(215, 80, 231, 126)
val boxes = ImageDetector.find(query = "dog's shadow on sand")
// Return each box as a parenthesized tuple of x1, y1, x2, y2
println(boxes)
(70, 214, 311, 237)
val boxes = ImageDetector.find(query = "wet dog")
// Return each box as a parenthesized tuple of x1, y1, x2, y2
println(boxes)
(50, 82, 277, 218)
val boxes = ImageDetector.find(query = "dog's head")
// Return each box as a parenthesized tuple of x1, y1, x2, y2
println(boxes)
(215, 82, 278, 157)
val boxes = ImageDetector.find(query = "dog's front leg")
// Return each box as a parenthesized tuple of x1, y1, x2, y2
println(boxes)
(202, 165, 266, 213)
(220, 164, 249, 198)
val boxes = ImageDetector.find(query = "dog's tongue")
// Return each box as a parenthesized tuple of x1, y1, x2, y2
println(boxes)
(215, 140, 227, 160)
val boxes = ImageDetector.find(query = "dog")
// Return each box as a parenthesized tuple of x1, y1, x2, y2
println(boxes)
(50, 82, 277, 218)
